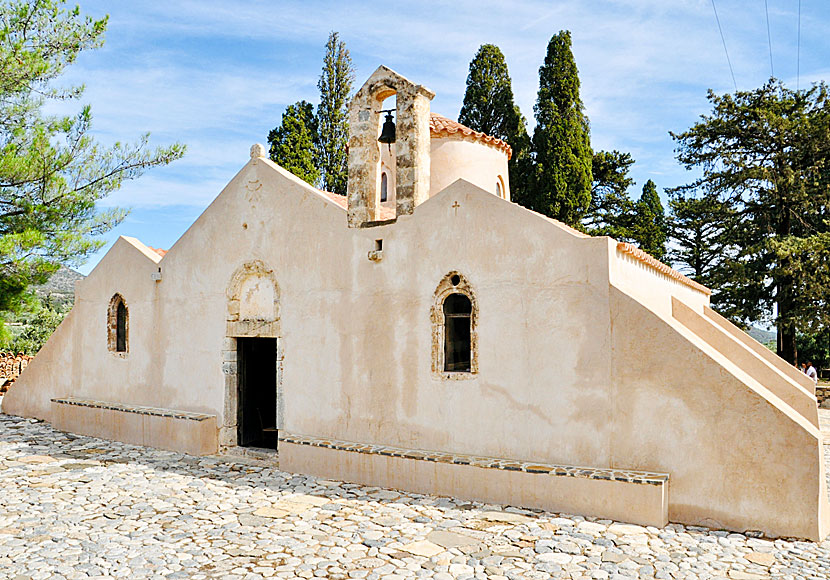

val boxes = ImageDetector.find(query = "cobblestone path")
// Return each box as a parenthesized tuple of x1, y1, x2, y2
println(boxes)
(2, 413, 830, 580)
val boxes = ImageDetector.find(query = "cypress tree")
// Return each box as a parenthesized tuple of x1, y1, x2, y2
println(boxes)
(530, 30, 592, 225)
(458, 44, 530, 201)
(267, 101, 319, 186)
(315, 32, 354, 195)
(631, 180, 668, 260)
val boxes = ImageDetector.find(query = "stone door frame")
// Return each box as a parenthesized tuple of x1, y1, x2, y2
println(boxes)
(219, 261, 284, 449)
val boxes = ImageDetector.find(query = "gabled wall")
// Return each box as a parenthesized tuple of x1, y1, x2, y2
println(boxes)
(2, 236, 163, 419)
(283, 178, 614, 466)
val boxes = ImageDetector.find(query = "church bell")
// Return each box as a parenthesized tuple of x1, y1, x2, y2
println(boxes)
(378, 110, 396, 145)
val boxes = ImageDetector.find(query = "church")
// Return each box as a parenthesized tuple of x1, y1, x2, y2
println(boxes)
(4, 67, 827, 540)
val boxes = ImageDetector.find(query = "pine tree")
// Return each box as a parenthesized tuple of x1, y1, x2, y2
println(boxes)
(584, 150, 636, 240)
(530, 30, 593, 225)
(458, 44, 530, 202)
(0, 0, 184, 322)
(267, 101, 319, 185)
(671, 80, 830, 362)
(631, 180, 668, 260)
(315, 32, 354, 195)
(666, 192, 733, 285)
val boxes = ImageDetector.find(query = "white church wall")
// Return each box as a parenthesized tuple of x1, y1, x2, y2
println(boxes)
(430, 137, 510, 200)
(6, 142, 829, 540)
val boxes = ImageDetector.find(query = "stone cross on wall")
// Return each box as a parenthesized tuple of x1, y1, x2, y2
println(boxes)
(346, 66, 435, 227)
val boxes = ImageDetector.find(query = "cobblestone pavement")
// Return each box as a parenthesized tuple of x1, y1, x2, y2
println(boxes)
(2, 413, 830, 580)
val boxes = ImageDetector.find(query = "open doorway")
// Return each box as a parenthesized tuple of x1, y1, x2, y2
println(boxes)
(237, 337, 278, 449)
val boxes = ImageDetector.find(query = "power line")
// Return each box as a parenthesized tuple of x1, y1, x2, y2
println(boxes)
(710, 0, 738, 91)
(764, 0, 774, 78)
(797, 0, 802, 90)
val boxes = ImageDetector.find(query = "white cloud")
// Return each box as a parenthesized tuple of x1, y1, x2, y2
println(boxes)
(45, 0, 829, 216)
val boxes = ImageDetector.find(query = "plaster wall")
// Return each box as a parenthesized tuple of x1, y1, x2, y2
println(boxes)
(704, 305, 817, 394)
(379, 146, 396, 211)
(609, 287, 829, 540)
(672, 297, 817, 426)
(429, 137, 510, 201)
(378, 133, 509, 213)
(282, 179, 614, 467)
(608, 243, 709, 319)
(64, 238, 165, 411)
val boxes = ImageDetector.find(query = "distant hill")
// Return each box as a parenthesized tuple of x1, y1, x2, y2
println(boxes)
(33, 265, 85, 308)
(748, 326, 776, 346)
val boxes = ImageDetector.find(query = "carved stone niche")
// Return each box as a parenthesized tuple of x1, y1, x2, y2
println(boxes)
(347, 66, 435, 227)
(226, 260, 280, 338)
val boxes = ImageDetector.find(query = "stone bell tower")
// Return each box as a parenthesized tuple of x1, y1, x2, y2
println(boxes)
(347, 66, 435, 227)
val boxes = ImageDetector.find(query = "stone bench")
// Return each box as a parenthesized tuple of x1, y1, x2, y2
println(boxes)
(279, 433, 669, 527)
(51, 398, 217, 456)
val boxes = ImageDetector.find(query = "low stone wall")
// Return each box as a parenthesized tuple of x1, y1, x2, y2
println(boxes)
(0, 352, 33, 394)
(279, 433, 669, 528)
(51, 398, 218, 456)
(816, 386, 830, 408)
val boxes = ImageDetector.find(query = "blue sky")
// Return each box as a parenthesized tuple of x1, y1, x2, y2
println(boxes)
(58, 0, 830, 274)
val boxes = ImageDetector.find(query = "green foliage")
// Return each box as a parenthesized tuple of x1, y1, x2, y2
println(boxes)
(671, 79, 830, 362)
(667, 191, 735, 286)
(1, 295, 67, 354)
(631, 180, 668, 260)
(458, 44, 530, 199)
(796, 330, 830, 370)
(267, 100, 318, 185)
(315, 31, 354, 195)
(584, 150, 636, 239)
(529, 30, 593, 225)
(0, 0, 185, 323)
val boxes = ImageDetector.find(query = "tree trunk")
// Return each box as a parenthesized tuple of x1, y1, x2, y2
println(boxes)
(775, 200, 797, 364)
(778, 323, 797, 364)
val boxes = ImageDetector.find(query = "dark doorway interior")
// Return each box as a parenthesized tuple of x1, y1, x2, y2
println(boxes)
(237, 337, 278, 449)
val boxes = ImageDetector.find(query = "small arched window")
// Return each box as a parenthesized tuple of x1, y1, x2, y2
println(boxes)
(443, 293, 472, 372)
(116, 302, 127, 352)
(380, 172, 388, 202)
(107, 294, 129, 354)
(431, 272, 477, 377)
(496, 180, 502, 198)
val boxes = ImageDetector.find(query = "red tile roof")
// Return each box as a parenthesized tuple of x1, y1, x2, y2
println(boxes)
(429, 114, 513, 160)
(149, 247, 167, 257)
(616, 242, 711, 296)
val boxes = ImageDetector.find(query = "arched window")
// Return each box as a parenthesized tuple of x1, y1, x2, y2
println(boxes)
(116, 301, 127, 352)
(431, 272, 478, 377)
(107, 294, 129, 354)
(380, 172, 388, 202)
(443, 293, 472, 372)
(496, 180, 502, 198)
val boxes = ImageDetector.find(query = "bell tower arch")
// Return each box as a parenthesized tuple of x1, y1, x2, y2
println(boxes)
(347, 66, 435, 227)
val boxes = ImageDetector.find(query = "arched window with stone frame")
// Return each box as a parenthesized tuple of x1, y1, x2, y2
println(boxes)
(107, 294, 129, 354)
(431, 272, 478, 377)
